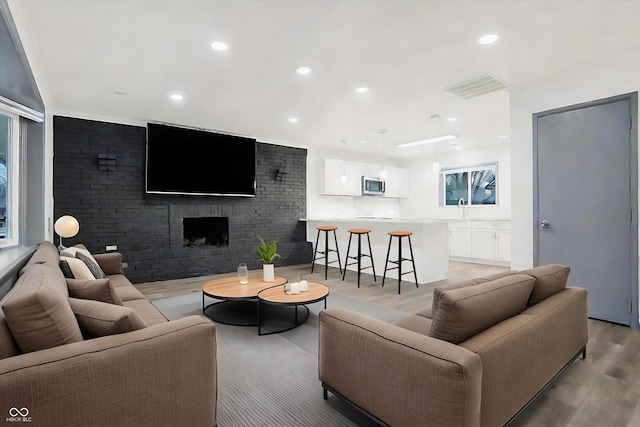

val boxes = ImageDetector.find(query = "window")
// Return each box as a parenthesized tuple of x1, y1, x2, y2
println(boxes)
(440, 162, 498, 206)
(0, 107, 19, 247)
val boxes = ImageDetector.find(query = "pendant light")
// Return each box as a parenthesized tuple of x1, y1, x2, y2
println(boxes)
(340, 139, 348, 183)
(379, 129, 388, 180)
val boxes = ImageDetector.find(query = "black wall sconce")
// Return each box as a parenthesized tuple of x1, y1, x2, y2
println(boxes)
(275, 167, 288, 181)
(98, 154, 116, 172)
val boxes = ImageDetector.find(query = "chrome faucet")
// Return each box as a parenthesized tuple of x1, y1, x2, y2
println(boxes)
(458, 198, 467, 218)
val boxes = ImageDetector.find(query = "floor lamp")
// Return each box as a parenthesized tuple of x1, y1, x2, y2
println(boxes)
(54, 215, 79, 250)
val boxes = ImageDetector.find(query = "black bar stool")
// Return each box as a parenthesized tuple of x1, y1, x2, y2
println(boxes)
(382, 230, 418, 294)
(311, 226, 342, 279)
(342, 228, 376, 288)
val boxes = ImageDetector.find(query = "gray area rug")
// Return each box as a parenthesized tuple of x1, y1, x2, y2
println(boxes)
(153, 292, 407, 427)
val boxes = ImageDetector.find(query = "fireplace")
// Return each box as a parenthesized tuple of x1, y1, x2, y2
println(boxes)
(183, 217, 229, 247)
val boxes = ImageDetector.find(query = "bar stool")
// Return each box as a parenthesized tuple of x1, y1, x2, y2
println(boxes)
(311, 226, 342, 279)
(342, 228, 376, 288)
(382, 231, 418, 294)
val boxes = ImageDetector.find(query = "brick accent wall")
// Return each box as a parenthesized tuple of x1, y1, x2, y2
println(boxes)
(53, 116, 311, 283)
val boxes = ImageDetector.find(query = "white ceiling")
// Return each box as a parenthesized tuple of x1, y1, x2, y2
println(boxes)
(8, 0, 640, 159)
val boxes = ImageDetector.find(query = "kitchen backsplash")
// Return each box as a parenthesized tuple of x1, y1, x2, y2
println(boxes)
(309, 195, 401, 219)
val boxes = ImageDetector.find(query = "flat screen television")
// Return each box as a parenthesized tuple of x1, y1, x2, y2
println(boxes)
(146, 123, 257, 197)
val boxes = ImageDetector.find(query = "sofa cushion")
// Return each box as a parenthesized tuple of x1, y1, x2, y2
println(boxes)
(69, 297, 147, 338)
(22, 241, 60, 269)
(60, 256, 96, 280)
(122, 299, 168, 326)
(67, 278, 123, 305)
(431, 270, 518, 316)
(429, 274, 536, 344)
(2, 266, 83, 353)
(0, 313, 20, 360)
(392, 314, 432, 336)
(520, 264, 570, 306)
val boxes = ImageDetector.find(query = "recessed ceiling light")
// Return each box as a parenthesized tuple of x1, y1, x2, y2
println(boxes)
(340, 139, 347, 144)
(170, 94, 183, 101)
(498, 134, 508, 138)
(446, 117, 457, 122)
(210, 41, 229, 51)
(478, 34, 498, 45)
(113, 89, 126, 98)
(354, 87, 369, 93)
(296, 66, 312, 75)
(288, 117, 299, 123)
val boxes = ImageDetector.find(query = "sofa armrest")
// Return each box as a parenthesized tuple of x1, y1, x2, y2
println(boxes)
(0, 315, 217, 427)
(93, 252, 123, 275)
(319, 308, 482, 427)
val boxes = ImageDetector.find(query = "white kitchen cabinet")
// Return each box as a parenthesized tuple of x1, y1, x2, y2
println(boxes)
(360, 162, 383, 179)
(494, 230, 511, 262)
(449, 222, 472, 258)
(383, 166, 409, 198)
(316, 158, 361, 196)
(341, 160, 362, 196)
(470, 221, 511, 263)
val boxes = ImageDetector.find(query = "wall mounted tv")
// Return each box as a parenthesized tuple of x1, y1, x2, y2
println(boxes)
(146, 123, 257, 197)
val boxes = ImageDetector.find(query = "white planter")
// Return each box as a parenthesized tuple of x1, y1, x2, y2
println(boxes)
(263, 264, 275, 282)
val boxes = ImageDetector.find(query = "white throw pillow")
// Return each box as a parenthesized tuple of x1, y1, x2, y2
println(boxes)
(60, 256, 96, 280)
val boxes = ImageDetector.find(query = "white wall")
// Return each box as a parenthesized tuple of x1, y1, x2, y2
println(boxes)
(510, 51, 640, 270)
(402, 144, 511, 219)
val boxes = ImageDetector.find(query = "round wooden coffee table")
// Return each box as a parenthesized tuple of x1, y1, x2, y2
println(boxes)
(202, 275, 287, 326)
(257, 282, 329, 335)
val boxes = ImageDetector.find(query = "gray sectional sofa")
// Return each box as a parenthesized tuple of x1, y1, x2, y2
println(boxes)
(319, 265, 588, 427)
(0, 241, 217, 426)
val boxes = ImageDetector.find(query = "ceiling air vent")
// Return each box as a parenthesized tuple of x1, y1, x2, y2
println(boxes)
(445, 74, 508, 99)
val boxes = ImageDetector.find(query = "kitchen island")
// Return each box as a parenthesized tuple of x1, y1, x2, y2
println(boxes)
(302, 218, 459, 284)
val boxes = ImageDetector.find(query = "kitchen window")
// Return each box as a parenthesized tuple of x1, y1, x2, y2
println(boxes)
(440, 162, 498, 206)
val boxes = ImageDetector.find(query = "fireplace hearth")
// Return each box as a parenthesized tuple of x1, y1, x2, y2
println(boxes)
(183, 217, 229, 247)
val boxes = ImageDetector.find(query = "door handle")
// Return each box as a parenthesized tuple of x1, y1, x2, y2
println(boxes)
(540, 220, 550, 229)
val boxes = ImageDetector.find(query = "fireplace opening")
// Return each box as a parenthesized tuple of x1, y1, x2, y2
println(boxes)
(183, 217, 229, 247)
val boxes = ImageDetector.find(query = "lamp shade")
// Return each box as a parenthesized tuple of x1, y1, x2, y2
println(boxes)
(54, 215, 79, 238)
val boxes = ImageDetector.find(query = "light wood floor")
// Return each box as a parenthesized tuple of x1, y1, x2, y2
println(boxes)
(136, 262, 640, 427)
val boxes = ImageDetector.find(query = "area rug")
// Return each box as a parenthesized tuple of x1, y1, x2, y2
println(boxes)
(152, 292, 407, 426)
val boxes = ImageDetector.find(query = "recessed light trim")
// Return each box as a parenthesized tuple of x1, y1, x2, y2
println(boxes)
(288, 117, 299, 123)
(478, 34, 498, 45)
(170, 94, 184, 101)
(296, 66, 312, 75)
(446, 117, 457, 122)
(354, 87, 369, 93)
(210, 41, 229, 51)
(396, 134, 459, 148)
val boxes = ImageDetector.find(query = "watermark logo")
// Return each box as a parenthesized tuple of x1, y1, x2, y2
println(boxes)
(6, 407, 31, 423)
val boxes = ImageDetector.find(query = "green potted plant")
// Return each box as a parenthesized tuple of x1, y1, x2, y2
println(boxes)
(257, 236, 281, 282)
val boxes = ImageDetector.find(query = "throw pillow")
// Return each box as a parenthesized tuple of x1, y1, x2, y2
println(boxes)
(66, 278, 123, 305)
(60, 256, 96, 280)
(68, 297, 147, 338)
(429, 274, 536, 344)
(61, 246, 105, 278)
(75, 251, 106, 279)
(520, 264, 570, 306)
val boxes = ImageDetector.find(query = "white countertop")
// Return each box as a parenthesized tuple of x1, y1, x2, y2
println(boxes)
(300, 217, 509, 224)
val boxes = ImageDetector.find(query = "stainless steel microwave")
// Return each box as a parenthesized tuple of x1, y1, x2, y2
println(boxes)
(362, 176, 385, 196)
